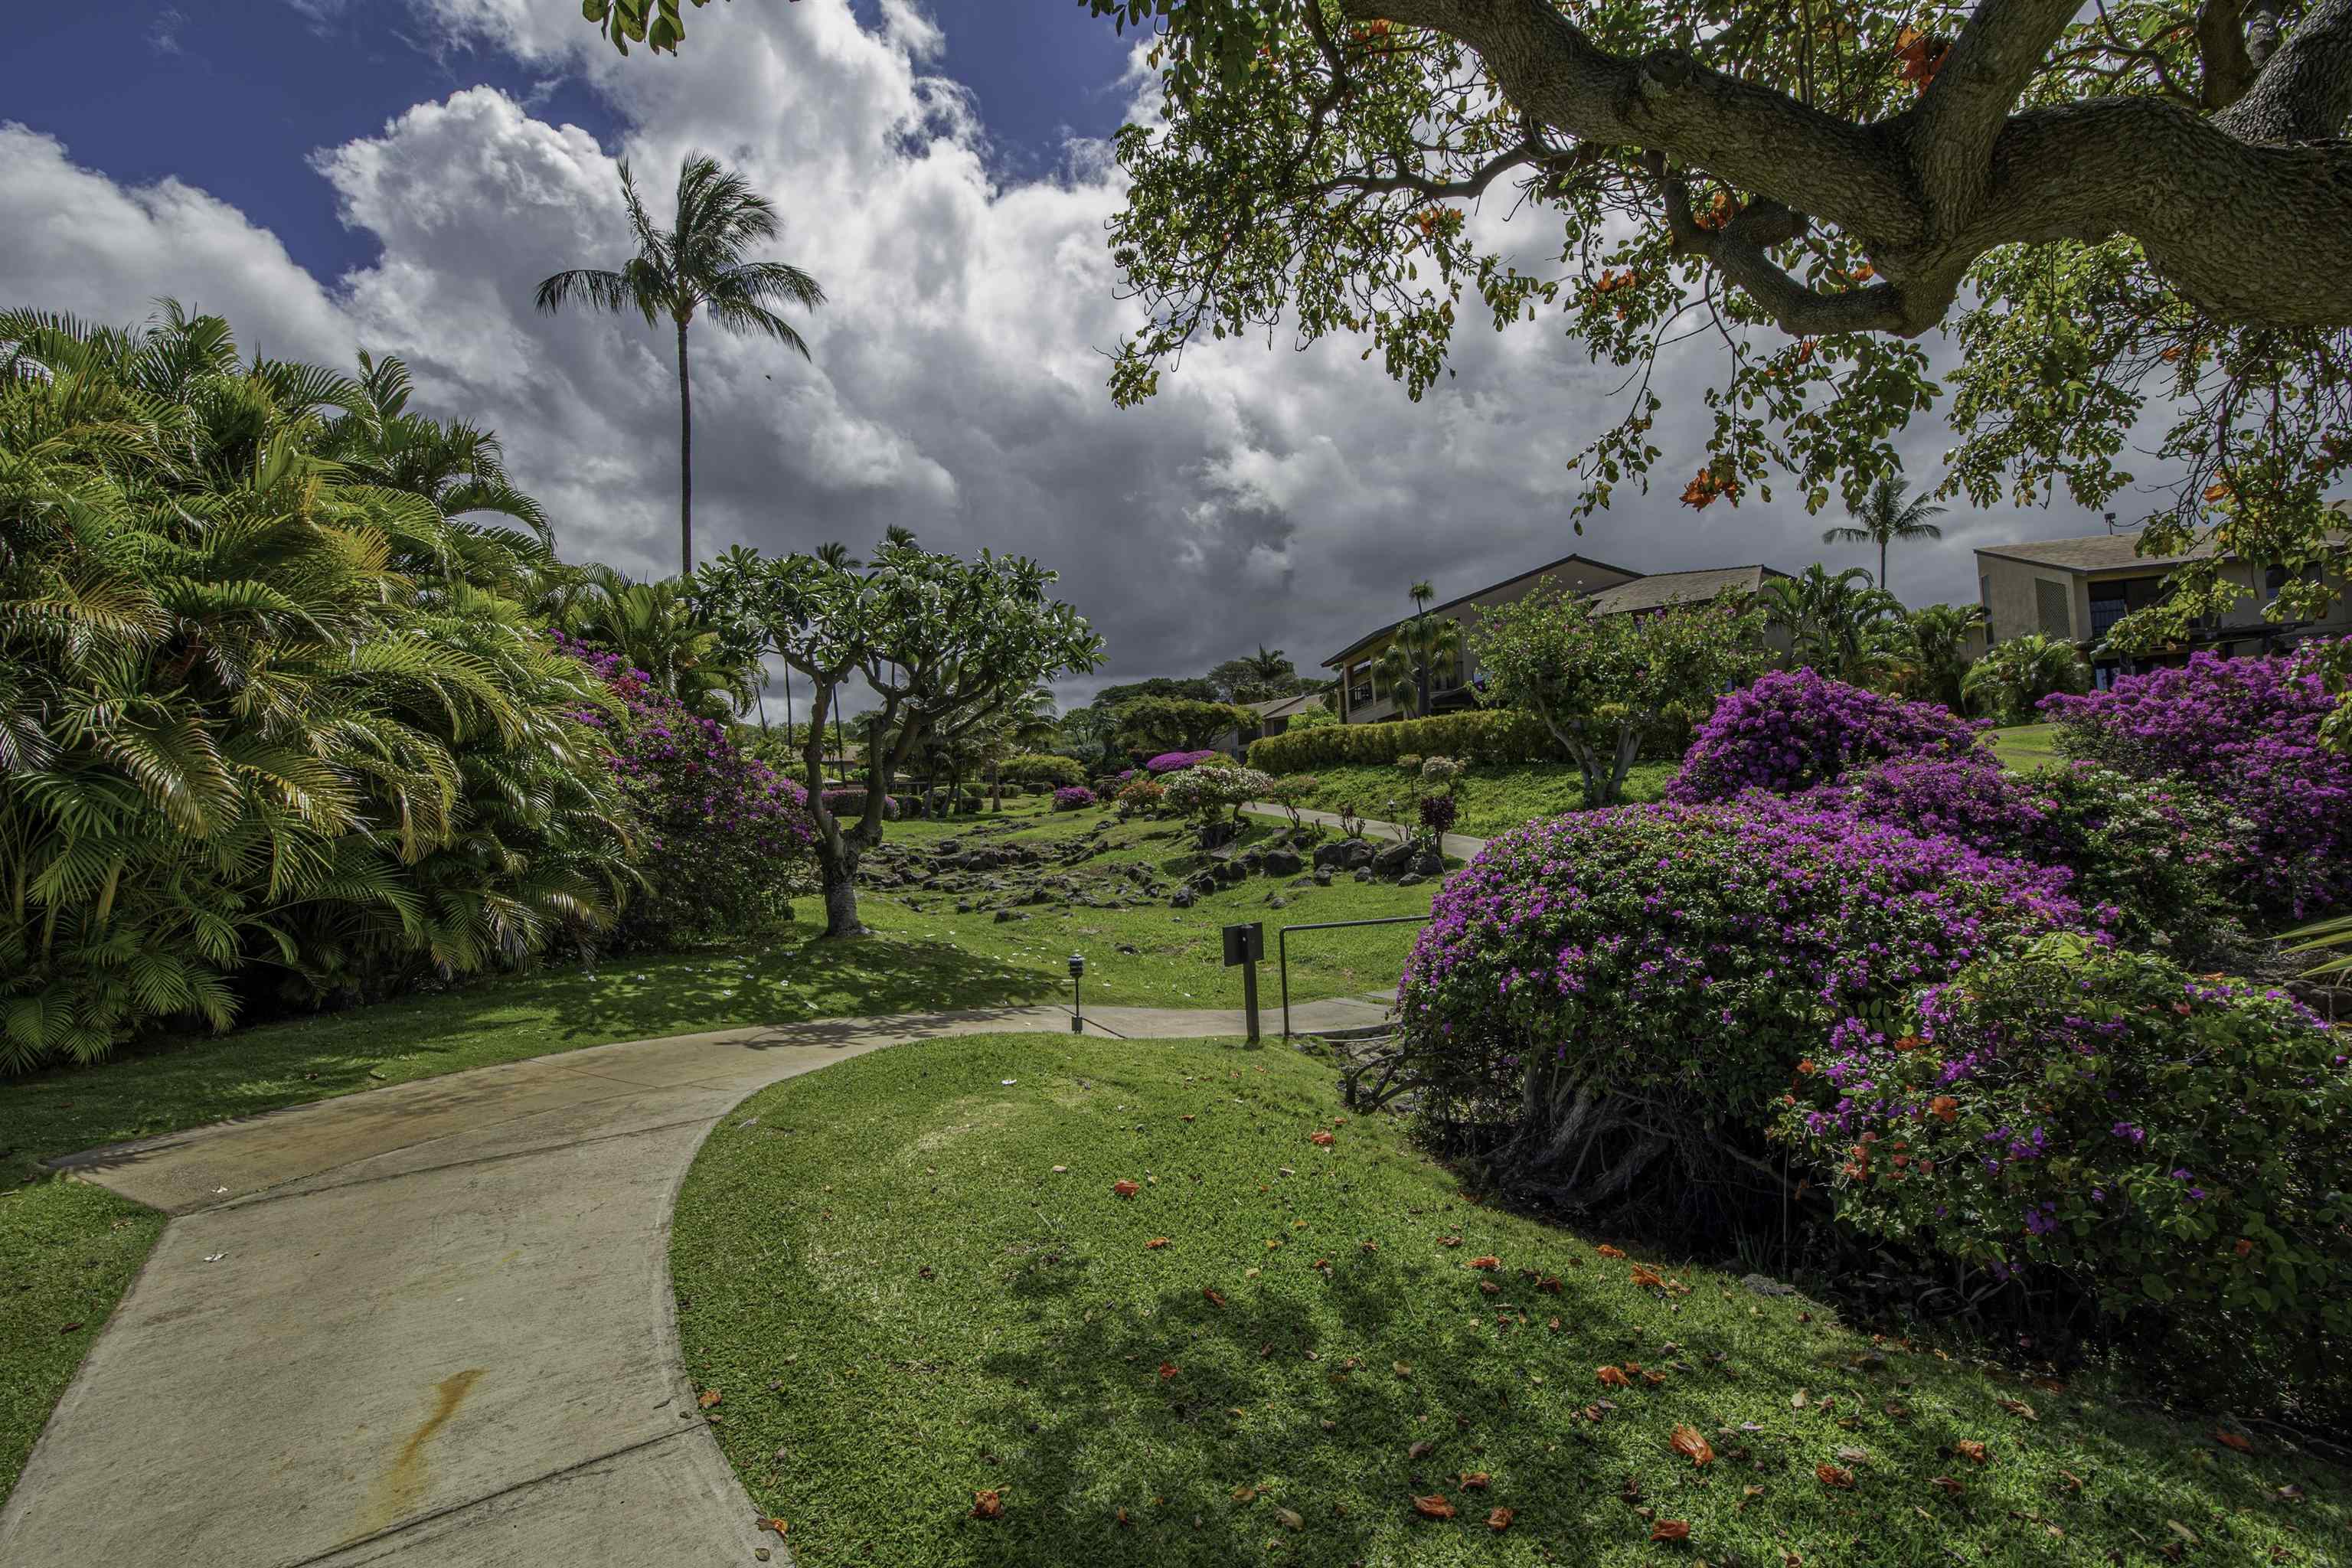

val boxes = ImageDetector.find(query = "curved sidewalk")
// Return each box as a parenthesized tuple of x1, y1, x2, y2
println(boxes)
(1240, 802, 1488, 861)
(0, 996, 1393, 1568)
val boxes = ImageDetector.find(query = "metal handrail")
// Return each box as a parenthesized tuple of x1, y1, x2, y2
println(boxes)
(1277, 915, 1430, 1037)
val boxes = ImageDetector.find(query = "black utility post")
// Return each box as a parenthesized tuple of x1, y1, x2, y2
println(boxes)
(1068, 952, 1086, 1033)
(1221, 921, 1265, 1044)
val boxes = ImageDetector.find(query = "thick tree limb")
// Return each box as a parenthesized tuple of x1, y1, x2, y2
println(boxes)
(1909, 0, 2090, 217)
(2217, 0, 2352, 140)
(1344, 0, 2352, 332)
(1339, 0, 1925, 246)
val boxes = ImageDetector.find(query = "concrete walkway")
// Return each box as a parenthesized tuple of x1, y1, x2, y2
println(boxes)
(1241, 802, 1489, 861)
(1, 996, 1394, 1568)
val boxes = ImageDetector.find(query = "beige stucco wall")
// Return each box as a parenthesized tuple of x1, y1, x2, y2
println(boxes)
(1977, 550, 2352, 649)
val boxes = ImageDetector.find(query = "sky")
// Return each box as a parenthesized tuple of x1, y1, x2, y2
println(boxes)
(2, 0, 2133, 702)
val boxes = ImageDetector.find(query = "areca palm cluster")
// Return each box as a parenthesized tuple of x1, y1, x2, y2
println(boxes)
(542, 564, 756, 720)
(0, 305, 628, 1071)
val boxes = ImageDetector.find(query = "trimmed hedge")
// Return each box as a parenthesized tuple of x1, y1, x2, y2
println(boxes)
(1000, 752, 1087, 790)
(1247, 708, 1560, 773)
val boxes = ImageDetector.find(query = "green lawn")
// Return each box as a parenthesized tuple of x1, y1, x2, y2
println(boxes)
(672, 1031, 2352, 1567)
(0, 796, 1435, 1504)
(1275, 760, 1675, 840)
(1986, 722, 2063, 773)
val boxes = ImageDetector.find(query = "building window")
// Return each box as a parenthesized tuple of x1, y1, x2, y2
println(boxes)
(2265, 565, 2289, 603)
(2034, 577, 2073, 639)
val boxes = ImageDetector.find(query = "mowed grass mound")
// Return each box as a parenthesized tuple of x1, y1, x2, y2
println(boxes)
(669, 1032, 2350, 1567)
(873, 799, 1436, 1008)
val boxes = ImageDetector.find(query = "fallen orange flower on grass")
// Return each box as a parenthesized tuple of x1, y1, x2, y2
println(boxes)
(1670, 1425, 1715, 1466)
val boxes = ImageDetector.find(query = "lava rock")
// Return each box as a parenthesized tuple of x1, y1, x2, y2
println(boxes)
(1313, 838, 1376, 872)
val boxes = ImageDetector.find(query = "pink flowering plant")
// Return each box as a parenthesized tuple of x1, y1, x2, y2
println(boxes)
(1052, 784, 1098, 812)
(1114, 776, 1165, 818)
(1669, 668, 1987, 803)
(1782, 935, 2352, 1373)
(1394, 797, 2094, 1204)
(1145, 748, 1220, 774)
(560, 635, 813, 947)
(2042, 642, 2352, 916)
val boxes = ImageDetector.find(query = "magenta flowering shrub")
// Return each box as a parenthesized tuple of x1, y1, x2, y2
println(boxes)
(1783, 936, 2352, 1372)
(1396, 798, 2093, 1157)
(1795, 753, 2245, 959)
(1669, 668, 1986, 802)
(1145, 749, 1219, 774)
(560, 635, 812, 947)
(2042, 643, 2352, 916)
(1052, 785, 1097, 811)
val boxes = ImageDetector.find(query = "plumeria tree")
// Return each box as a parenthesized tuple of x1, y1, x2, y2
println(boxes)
(1112, 694, 1250, 754)
(694, 535, 1101, 936)
(1471, 585, 1768, 805)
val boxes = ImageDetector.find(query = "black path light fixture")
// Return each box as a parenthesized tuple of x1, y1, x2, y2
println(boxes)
(1068, 951, 1086, 1033)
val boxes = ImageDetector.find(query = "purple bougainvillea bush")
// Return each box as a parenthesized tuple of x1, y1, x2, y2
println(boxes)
(1145, 749, 1220, 774)
(2041, 643, 2352, 916)
(1783, 936, 2351, 1374)
(1668, 668, 1987, 802)
(1053, 785, 1097, 812)
(1394, 797, 2096, 1202)
(560, 635, 812, 947)
(1795, 752, 2244, 960)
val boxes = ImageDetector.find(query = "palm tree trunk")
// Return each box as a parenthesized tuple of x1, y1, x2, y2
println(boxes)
(675, 318, 694, 577)
(1880, 538, 1889, 593)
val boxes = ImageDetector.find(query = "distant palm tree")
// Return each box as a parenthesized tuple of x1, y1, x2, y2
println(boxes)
(1761, 564, 1908, 687)
(536, 152, 825, 576)
(1899, 602, 1987, 712)
(1375, 580, 1462, 718)
(1242, 645, 1292, 686)
(1822, 475, 1946, 593)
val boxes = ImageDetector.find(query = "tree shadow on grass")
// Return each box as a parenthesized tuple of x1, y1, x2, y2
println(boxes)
(2, 931, 1054, 1175)
(893, 1251, 2344, 1566)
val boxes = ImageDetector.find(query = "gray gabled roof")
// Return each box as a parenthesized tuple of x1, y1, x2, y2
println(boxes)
(1245, 691, 1327, 720)
(1320, 550, 1642, 667)
(1583, 564, 1788, 615)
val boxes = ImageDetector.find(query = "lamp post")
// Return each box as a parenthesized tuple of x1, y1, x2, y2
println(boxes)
(1068, 952, 1086, 1034)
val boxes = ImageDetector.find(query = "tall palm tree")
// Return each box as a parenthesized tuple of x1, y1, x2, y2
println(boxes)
(535, 152, 826, 575)
(1822, 475, 1946, 593)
